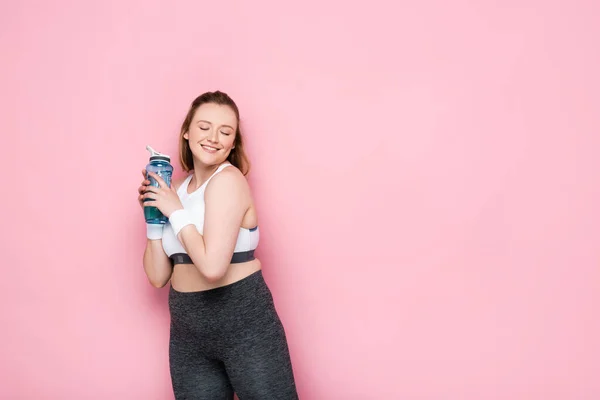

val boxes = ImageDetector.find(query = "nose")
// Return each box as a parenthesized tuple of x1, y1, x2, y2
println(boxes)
(206, 129, 218, 143)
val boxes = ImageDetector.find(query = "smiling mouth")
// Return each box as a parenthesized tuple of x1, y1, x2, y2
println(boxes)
(201, 144, 220, 153)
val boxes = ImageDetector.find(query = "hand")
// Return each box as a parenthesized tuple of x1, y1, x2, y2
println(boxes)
(143, 171, 184, 218)
(137, 170, 150, 210)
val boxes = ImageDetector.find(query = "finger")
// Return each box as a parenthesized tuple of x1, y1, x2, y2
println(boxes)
(144, 186, 160, 194)
(139, 182, 153, 192)
(143, 200, 157, 207)
(143, 191, 157, 200)
(147, 172, 168, 189)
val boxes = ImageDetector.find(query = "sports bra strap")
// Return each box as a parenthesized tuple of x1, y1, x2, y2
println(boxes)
(176, 174, 194, 196)
(204, 163, 233, 187)
(178, 163, 232, 197)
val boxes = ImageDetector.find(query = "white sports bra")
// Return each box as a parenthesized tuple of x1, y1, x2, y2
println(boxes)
(161, 163, 259, 264)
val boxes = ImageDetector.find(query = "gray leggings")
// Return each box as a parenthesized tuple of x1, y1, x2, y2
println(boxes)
(168, 270, 299, 400)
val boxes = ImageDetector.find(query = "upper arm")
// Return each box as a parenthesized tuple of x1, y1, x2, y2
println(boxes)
(202, 167, 251, 264)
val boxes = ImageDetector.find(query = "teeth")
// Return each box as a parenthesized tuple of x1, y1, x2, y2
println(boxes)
(202, 145, 217, 150)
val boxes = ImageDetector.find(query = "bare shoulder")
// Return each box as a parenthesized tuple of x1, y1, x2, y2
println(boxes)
(206, 165, 250, 198)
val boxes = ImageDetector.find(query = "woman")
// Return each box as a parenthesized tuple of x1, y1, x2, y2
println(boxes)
(137, 91, 299, 399)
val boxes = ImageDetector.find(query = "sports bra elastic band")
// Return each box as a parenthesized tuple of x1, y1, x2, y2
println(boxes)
(169, 250, 255, 266)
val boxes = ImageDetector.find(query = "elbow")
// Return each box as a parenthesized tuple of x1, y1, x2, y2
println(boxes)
(148, 277, 169, 288)
(199, 264, 227, 284)
(202, 270, 226, 284)
(185, 251, 228, 283)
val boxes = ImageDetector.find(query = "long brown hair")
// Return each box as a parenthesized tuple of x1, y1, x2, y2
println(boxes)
(178, 91, 250, 175)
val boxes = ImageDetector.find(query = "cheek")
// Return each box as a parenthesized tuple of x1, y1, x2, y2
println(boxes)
(224, 135, 236, 148)
(188, 128, 206, 141)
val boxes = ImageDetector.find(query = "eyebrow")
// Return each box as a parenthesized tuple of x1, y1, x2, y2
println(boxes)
(197, 120, 234, 130)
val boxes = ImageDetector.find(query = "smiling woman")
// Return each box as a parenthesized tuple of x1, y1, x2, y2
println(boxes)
(136, 91, 299, 400)
(178, 92, 251, 176)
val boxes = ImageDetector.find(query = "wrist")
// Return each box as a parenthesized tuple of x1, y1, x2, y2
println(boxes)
(146, 223, 164, 240)
(169, 208, 193, 236)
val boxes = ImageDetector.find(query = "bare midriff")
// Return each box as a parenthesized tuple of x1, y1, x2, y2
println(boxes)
(170, 258, 262, 292)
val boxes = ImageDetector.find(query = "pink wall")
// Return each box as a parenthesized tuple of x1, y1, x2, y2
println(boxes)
(2, 0, 599, 398)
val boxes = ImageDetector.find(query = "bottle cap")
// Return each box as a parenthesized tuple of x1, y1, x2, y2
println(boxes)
(146, 145, 171, 162)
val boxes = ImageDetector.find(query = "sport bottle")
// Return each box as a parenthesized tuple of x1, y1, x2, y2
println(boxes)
(144, 145, 173, 224)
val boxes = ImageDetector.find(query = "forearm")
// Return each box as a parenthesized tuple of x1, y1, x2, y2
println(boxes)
(142, 226, 173, 288)
(177, 226, 229, 282)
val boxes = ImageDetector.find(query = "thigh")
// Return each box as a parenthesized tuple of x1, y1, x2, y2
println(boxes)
(224, 316, 299, 400)
(169, 328, 234, 400)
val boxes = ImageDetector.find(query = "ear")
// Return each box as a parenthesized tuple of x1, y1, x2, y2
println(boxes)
(183, 130, 189, 140)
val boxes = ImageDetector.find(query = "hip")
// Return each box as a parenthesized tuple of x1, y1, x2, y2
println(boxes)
(168, 269, 283, 343)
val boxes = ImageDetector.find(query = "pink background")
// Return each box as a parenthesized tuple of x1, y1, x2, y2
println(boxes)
(2, 0, 599, 398)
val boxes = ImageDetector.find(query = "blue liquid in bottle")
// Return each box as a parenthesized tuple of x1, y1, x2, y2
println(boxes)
(144, 145, 173, 224)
